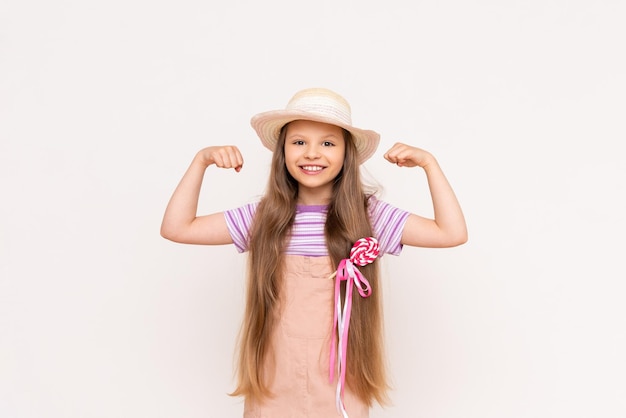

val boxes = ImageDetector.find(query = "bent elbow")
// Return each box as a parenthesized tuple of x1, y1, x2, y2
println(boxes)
(160, 223, 179, 242)
(438, 227, 468, 248)
(451, 230, 468, 247)
(160, 229, 172, 241)
(456, 234, 468, 246)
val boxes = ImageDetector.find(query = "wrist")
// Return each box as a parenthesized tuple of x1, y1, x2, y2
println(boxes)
(420, 153, 437, 170)
(193, 150, 213, 168)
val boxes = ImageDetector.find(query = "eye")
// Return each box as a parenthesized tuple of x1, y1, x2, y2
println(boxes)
(292, 140, 305, 145)
(322, 141, 335, 147)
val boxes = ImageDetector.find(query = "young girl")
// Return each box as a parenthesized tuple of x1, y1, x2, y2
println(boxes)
(160, 88, 467, 418)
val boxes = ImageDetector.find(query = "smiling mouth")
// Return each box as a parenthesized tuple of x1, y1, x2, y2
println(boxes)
(300, 165, 325, 173)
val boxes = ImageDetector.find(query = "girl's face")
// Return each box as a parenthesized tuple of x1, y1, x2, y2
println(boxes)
(284, 120, 346, 205)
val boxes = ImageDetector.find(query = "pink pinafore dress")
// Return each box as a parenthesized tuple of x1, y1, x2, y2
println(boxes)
(243, 255, 369, 418)
(226, 198, 409, 417)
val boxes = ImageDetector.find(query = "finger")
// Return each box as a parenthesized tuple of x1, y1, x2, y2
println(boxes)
(384, 143, 408, 160)
(215, 147, 244, 171)
(227, 148, 244, 172)
(230, 148, 244, 171)
(214, 150, 235, 169)
(223, 147, 239, 168)
(384, 150, 406, 164)
(386, 152, 415, 167)
(384, 153, 401, 164)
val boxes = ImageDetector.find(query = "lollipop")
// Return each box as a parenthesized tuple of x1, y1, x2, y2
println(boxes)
(349, 237, 380, 266)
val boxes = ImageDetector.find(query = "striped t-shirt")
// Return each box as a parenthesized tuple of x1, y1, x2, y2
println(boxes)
(223, 196, 410, 257)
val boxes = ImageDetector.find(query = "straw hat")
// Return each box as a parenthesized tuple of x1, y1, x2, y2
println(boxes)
(250, 88, 380, 163)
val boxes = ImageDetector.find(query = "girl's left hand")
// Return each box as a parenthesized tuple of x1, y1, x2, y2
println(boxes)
(383, 142, 434, 168)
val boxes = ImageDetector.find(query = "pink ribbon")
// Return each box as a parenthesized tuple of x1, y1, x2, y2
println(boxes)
(329, 237, 380, 416)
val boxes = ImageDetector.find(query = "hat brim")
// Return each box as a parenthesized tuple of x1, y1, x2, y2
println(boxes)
(251, 110, 380, 164)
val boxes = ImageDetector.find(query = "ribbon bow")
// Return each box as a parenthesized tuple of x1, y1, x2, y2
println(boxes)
(329, 237, 380, 417)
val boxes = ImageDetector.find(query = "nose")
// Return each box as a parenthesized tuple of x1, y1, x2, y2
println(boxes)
(304, 144, 321, 159)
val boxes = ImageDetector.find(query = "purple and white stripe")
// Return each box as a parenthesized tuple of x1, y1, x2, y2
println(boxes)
(223, 201, 258, 252)
(286, 205, 329, 256)
(223, 196, 409, 257)
(369, 197, 410, 256)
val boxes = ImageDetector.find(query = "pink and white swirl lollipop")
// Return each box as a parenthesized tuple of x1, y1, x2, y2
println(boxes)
(349, 237, 380, 266)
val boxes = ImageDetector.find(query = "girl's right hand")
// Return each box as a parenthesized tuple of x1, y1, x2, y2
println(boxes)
(197, 145, 244, 172)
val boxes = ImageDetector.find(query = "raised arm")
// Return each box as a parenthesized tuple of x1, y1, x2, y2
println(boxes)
(384, 143, 468, 248)
(160, 146, 243, 245)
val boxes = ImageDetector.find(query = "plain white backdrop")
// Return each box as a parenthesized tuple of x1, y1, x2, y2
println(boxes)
(1, 0, 625, 417)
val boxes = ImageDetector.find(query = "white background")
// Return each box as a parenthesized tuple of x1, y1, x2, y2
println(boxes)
(1, 1, 625, 417)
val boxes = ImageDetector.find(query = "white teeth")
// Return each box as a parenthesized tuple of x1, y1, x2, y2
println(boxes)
(302, 166, 323, 171)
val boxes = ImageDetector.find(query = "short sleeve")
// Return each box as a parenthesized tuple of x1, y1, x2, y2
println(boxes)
(223, 202, 259, 253)
(368, 196, 410, 256)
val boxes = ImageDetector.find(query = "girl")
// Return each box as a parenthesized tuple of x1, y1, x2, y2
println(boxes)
(160, 88, 467, 417)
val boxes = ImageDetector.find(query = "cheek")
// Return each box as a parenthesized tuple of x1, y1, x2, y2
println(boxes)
(283, 151, 298, 175)
(334, 148, 346, 164)
(285, 163, 297, 178)
(283, 147, 295, 164)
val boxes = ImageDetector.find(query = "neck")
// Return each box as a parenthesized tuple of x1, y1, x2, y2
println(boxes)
(296, 185, 332, 205)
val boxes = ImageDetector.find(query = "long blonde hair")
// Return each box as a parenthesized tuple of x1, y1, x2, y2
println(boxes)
(230, 123, 389, 406)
